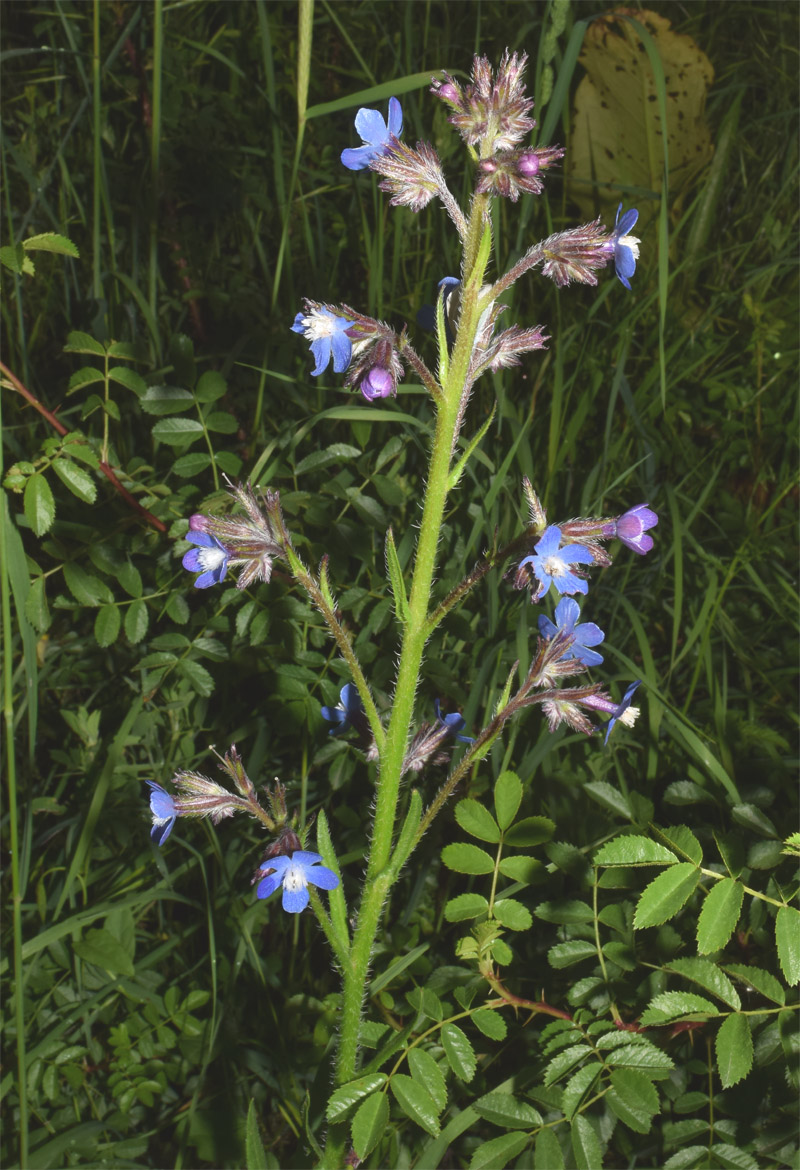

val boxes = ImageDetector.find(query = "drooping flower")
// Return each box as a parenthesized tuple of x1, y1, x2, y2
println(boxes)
(434, 698, 475, 743)
(291, 307, 355, 376)
(517, 525, 596, 603)
(538, 597, 605, 667)
(255, 851, 339, 913)
(608, 204, 641, 290)
(321, 683, 363, 736)
(614, 504, 658, 555)
(182, 531, 230, 589)
(341, 98, 403, 171)
(147, 781, 178, 846)
(603, 680, 642, 744)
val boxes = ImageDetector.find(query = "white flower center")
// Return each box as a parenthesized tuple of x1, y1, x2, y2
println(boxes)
(619, 705, 639, 728)
(283, 863, 308, 894)
(543, 554, 567, 578)
(198, 546, 226, 572)
(299, 312, 336, 342)
(620, 233, 640, 260)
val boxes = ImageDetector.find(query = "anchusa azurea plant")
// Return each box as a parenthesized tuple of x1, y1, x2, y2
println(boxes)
(141, 50, 798, 1169)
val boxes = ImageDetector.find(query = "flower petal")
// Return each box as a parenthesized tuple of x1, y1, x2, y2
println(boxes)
(386, 96, 403, 137)
(354, 107, 389, 145)
(305, 865, 339, 891)
(282, 884, 310, 913)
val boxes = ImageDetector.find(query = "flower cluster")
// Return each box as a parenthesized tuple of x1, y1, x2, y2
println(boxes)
(182, 481, 286, 591)
(431, 51, 536, 154)
(537, 204, 641, 289)
(291, 299, 405, 402)
(511, 485, 657, 741)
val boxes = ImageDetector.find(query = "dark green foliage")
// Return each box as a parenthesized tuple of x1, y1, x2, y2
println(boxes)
(2, 2, 797, 1168)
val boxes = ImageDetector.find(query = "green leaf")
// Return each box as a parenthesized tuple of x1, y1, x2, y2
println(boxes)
(115, 561, 142, 599)
(471, 1009, 507, 1041)
(535, 899, 594, 924)
(570, 1114, 602, 1169)
(205, 410, 238, 433)
(295, 443, 361, 475)
(448, 401, 497, 492)
(505, 816, 555, 847)
(125, 599, 149, 643)
(24, 475, 55, 535)
(640, 991, 719, 1025)
(408, 1049, 447, 1113)
(139, 386, 195, 416)
(64, 331, 106, 356)
(351, 1092, 388, 1161)
(108, 366, 147, 396)
(604, 1042, 674, 1074)
(493, 898, 532, 931)
(535, 1128, 564, 1170)
(548, 940, 597, 969)
(776, 906, 800, 984)
(25, 576, 50, 631)
(245, 1098, 270, 1170)
(315, 809, 348, 958)
(23, 231, 79, 257)
(710, 1143, 760, 1170)
(494, 770, 522, 830)
(562, 1063, 601, 1120)
(658, 824, 703, 864)
(468, 1132, 529, 1170)
(441, 842, 495, 875)
(151, 417, 205, 445)
(696, 878, 744, 953)
(732, 802, 778, 838)
(172, 452, 213, 478)
(52, 459, 97, 504)
(583, 780, 632, 820)
(715, 1013, 753, 1088)
(723, 963, 785, 1005)
(664, 957, 741, 1009)
(498, 855, 544, 884)
(179, 659, 215, 697)
(326, 1074, 388, 1122)
(473, 1091, 541, 1129)
(1, 243, 33, 274)
(595, 835, 678, 866)
(63, 563, 113, 606)
(444, 892, 489, 922)
(544, 1044, 593, 1086)
(454, 798, 501, 844)
(67, 366, 104, 392)
(73, 928, 134, 977)
(441, 1022, 476, 1082)
(195, 369, 227, 403)
(633, 863, 700, 929)
(390, 1073, 440, 1136)
(384, 527, 409, 623)
(94, 605, 120, 647)
(607, 1068, 660, 1133)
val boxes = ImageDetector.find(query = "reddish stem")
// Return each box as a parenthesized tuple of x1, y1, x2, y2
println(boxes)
(1, 361, 167, 532)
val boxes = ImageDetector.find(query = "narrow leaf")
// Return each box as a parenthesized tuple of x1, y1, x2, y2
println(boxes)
(595, 835, 678, 866)
(473, 1091, 541, 1129)
(715, 1013, 753, 1088)
(326, 1074, 388, 1122)
(633, 863, 700, 929)
(640, 991, 719, 1025)
(245, 1099, 269, 1170)
(351, 1092, 388, 1160)
(52, 459, 97, 504)
(94, 605, 120, 647)
(570, 1114, 602, 1169)
(468, 1132, 528, 1170)
(696, 878, 743, 953)
(535, 1128, 564, 1170)
(385, 527, 409, 623)
(408, 1048, 447, 1113)
(607, 1068, 660, 1133)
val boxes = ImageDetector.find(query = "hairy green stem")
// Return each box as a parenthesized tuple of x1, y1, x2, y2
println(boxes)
(323, 200, 492, 1169)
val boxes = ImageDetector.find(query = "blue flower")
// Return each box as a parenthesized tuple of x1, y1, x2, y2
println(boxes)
(538, 597, 605, 667)
(341, 97, 403, 170)
(416, 277, 460, 346)
(610, 204, 640, 290)
(321, 683, 363, 736)
(604, 680, 642, 745)
(434, 698, 475, 743)
(147, 781, 177, 846)
(182, 530, 230, 589)
(615, 504, 658, 555)
(519, 525, 596, 602)
(291, 307, 354, 377)
(256, 851, 340, 913)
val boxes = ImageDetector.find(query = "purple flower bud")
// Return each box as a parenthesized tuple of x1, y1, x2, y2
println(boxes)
(518, 152, 540, 176)
(615, 505, 658, 555)
(360, 367, 395, 402)
(435, 81, 461, 104)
